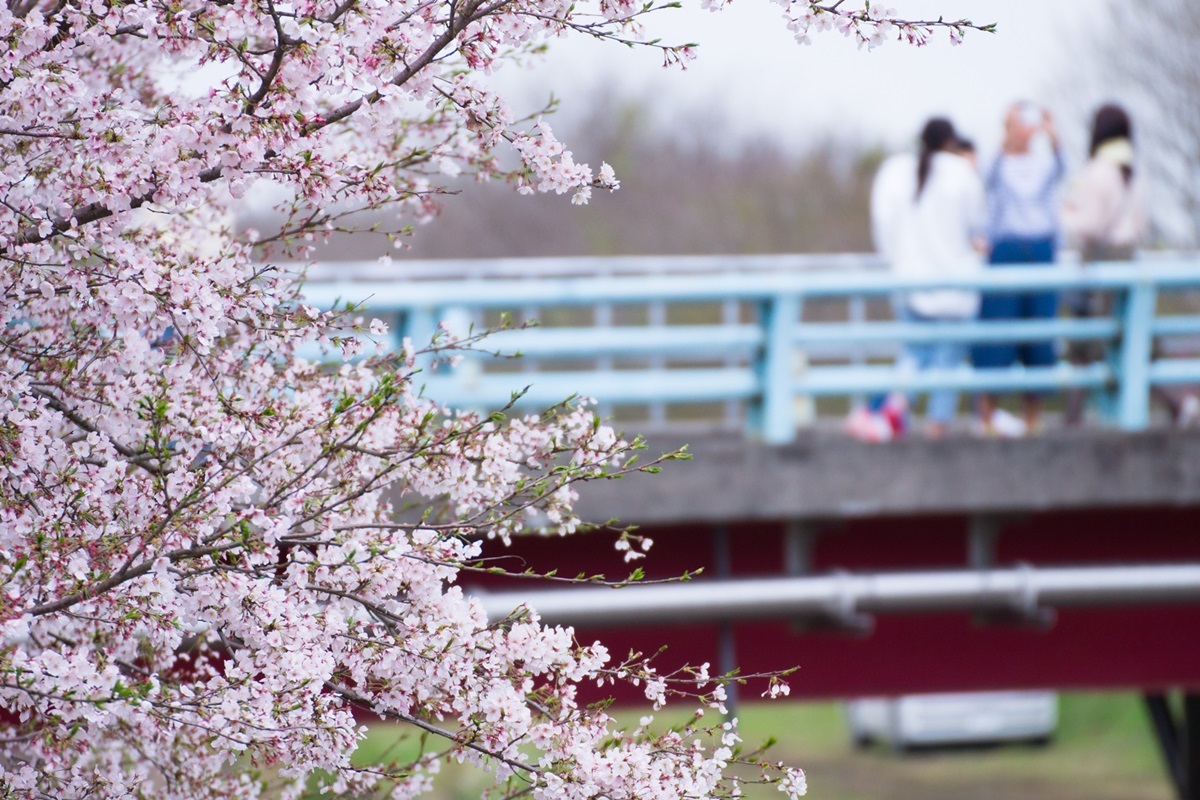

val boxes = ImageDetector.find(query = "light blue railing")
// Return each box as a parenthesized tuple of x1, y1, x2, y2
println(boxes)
(298, 255, 1200, 443)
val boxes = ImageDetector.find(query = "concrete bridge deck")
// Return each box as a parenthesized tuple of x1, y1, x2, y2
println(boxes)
(575, 427, 1200, 523)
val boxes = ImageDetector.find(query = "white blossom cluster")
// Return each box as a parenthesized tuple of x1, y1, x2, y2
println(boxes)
(0, 0, 986, 796)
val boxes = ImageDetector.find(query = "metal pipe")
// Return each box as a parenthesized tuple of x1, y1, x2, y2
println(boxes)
(472, 564, 1200, 627)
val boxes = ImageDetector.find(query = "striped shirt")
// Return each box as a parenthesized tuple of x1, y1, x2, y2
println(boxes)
(984, 147, 1065, 241)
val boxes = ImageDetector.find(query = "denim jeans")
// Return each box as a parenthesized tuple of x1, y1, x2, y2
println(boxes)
(898, 306, 968, 424)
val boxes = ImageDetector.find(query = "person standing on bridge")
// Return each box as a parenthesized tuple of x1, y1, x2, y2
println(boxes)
(865, 117, 986, 439)
(973, 102, 1066, 437)
(1060, 103, 1147, 425)
(1060, 104, 1199, 427)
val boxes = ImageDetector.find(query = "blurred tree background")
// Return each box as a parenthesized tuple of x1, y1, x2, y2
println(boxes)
(1055, 0, 1200, 246)
(249, 94, 885, 262)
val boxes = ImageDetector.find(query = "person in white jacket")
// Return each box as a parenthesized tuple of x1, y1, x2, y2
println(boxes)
(868, 118, 987, 438)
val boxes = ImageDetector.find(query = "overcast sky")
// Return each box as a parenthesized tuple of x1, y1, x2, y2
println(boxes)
(489, 1, 1100, 157)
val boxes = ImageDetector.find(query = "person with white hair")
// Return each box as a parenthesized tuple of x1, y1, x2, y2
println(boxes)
(972, 101, 1066, 437)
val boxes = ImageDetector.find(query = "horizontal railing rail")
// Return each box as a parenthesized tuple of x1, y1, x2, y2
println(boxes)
(300, 252, 891, 282)
(297, 256, 1200, 443)
(300, 261, 1200, 305)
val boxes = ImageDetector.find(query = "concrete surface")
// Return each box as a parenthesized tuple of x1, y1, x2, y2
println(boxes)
(575, 428, 1200, 523)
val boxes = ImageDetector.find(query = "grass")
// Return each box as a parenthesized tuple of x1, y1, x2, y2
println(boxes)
(727, 693, 1170, 800)
(352, 692, 1172, 800)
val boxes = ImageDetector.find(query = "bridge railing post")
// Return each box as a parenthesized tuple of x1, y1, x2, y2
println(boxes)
(848, 294, 868, 410)
(439, 304, 481, 400)
(647, 299, 667, 427)
(756, 293, 801, 444)
(594, 259, 616, 422)
(403, 305, 438, 374)
(722, 298, 742, 430)
(1115, 280, 1158, 430)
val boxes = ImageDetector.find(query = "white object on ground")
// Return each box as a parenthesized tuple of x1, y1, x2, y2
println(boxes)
(845, 691, 1058, 750)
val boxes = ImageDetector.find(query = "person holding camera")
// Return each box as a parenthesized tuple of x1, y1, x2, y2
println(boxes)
(972, 102, 1066, 436)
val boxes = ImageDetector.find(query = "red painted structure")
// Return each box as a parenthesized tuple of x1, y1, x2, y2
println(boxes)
(473, 506, 1200, 701)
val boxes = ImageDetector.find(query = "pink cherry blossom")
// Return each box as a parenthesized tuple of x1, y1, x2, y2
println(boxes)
(0, 0, 987, 796)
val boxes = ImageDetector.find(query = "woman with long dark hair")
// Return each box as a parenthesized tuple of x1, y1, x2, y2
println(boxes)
(865, 117, 986, 439)
(1063, 103, 1143, 263)
(1061, 103, 1156, 424)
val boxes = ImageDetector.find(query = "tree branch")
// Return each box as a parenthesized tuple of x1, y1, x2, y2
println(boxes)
(5, 0, 506, 253)
(24, 542, 240, 618)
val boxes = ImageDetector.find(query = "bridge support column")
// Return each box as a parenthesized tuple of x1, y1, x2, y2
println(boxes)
(1189, 694, 1200, 800)
(968, 514, 1000, 628)
(1145, 692, 1200, 800)
(784, 520, 818, 576)
(967, 514, 1054, 628)
(782, 521, 871, 633)
(967, 514, 1002, 570)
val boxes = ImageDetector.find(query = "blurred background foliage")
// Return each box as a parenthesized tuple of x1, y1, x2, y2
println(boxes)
(251, 93, 885, 263)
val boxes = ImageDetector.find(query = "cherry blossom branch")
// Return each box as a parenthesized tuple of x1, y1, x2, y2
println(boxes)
(5, 6, 480, 250)
(23, 542, 241, 618)
(326, 681, 542, 778)
(31, 387, 163, 474)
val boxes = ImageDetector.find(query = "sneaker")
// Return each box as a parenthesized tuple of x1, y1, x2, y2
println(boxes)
(844, 407, 893, 443)
(990, 409, 1027, 438)
(880, 394, 909, 438)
